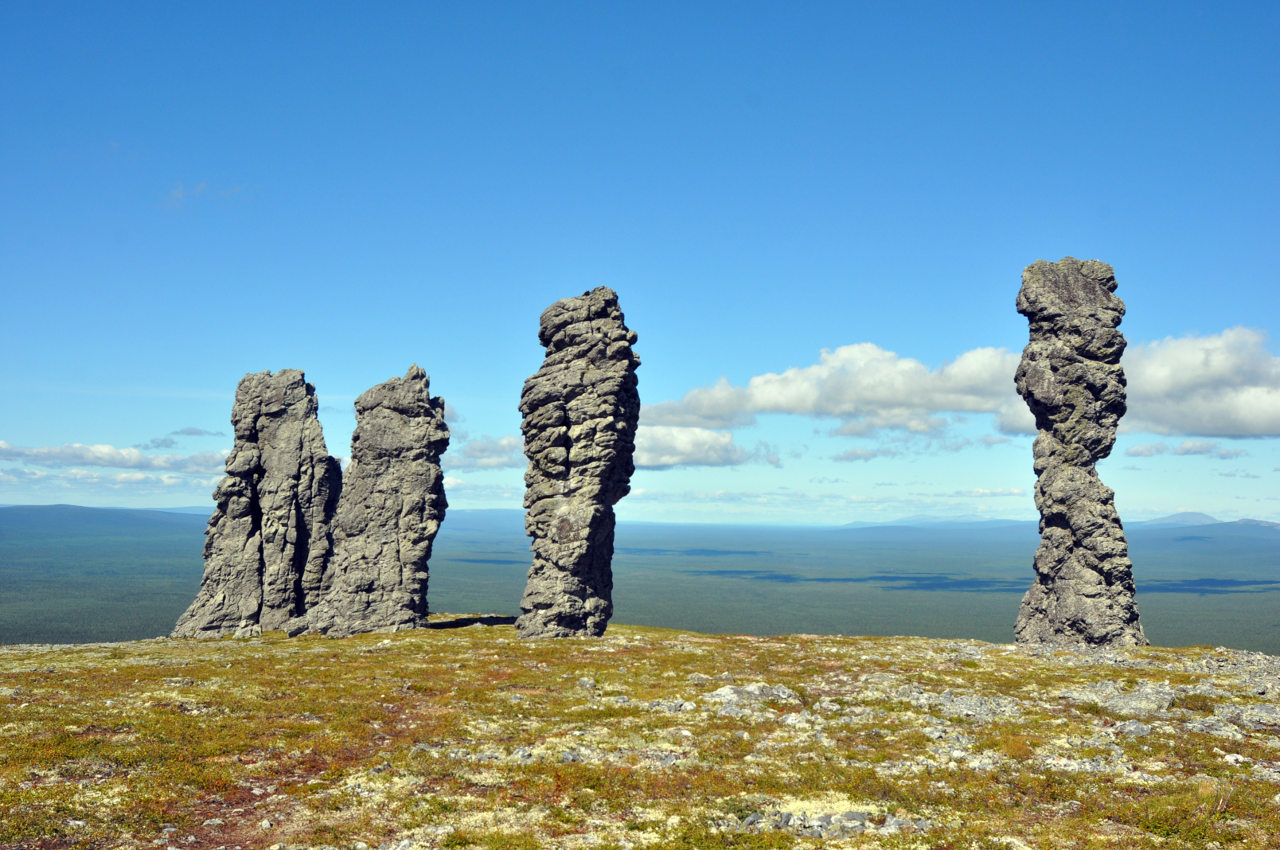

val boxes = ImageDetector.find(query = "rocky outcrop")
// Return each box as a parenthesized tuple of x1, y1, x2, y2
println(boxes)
(174, 366, 450, 639)
(306, 365, 450, 637)
(1013, 258, 1147, 647)
(516, 287, 640, 638)
(172, 370, 341, 638)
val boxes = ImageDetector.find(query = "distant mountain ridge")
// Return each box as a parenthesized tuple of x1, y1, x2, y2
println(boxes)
(1132, 511, 1221, 527)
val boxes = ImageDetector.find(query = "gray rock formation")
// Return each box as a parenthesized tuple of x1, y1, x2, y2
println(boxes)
(172, 370, 341, 638)
(516, 287, 640, 638)
(1013, 258, 1147, 647)
(306, 365, 450, 637)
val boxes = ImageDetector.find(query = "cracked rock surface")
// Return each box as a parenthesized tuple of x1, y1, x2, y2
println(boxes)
(307, 365, 450, 637)
(172, 370, 341, 638)
(1013, 258, 1146, 647)
(516, 287, 640, 638)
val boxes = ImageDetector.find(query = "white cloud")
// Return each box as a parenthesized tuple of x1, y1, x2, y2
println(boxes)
(1172, 440, 1244, 459)
(0, 441, 226, 473)
(833, 447, 900, 462)
(172, 426, 224, 437)
(645, 327, 1280, 445)
(1126, 440, 1246, 460)
(634, 426, 749, 469)
(448, 435, 524, 470)
(644, 344, 1018, 436)
(950, 487, 1025, 498)
(134, 426, 225, 451)
(1126, 442, 1168, 457)
(0, 464, 221, 493)
(1124, 328, 1280, 437)
(994, 400, 1036, 435)
(135, 437, 178, 450)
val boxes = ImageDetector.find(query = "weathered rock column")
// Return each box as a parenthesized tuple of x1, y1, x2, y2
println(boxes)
(172, 370, 341, 638)
(307, 365, 450, 637)
(516, 287, 640, 638)
(1014, 258, 1147, 647)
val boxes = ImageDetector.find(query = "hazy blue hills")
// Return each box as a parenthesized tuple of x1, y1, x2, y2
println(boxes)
(1, 505, 1277, 653)
(1131, 511, 1221, 527)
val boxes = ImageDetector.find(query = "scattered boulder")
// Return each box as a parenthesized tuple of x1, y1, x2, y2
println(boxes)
(1013, 258, 1147, 647)
(172, 370, 341, 638)
(307, 365, 450, 637)
(516, 286, 640, 638)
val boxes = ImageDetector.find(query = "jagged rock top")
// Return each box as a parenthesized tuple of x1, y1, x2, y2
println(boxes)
(537, 286, 641, 358)
(307, 364, 450, 638)
(1016, 257, 1123, 321)
(349, 364, 450, 463)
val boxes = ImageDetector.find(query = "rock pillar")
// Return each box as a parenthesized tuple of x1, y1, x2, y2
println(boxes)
(516, 287, 640, 638)
(172, 370, 341, 638)
(307, 365, 450, 636)
(1013, 258, 1147, 647)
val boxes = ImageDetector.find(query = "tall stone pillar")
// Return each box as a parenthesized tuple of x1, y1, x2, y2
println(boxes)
(172, 370, 341, 638)
(1013, 258, 1147, 647)
(308, 365, 450, 636)
(516, 287, 640, 638)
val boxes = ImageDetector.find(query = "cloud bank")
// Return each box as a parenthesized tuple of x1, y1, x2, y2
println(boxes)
(1125, 440, 1246, 460)
(448, 435, 524, 470)
(634, 426, 750, 469)
(0, 441, 226, 474)
(644, 344, 1017, 435)
(643, 328, 1280, 444)
(1122, 328, 1280, 437)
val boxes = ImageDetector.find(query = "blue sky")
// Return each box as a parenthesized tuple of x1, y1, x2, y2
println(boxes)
(2, 1, 1277, 524)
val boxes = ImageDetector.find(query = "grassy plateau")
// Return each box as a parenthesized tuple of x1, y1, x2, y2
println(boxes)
(2, 618, 1280, 849)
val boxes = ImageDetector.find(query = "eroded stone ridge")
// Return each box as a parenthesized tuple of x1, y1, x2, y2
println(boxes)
(307, 365, 450, 637)
(172, 370, 341, 638)
(516, 286, 640, 638)
(1013, 258, 1147, 647)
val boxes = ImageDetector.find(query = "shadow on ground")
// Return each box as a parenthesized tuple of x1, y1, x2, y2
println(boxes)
(428, 614, 518, 629)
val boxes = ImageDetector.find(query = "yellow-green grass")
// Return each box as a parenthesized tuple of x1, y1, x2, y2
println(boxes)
(2, 620, 1278, 849)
